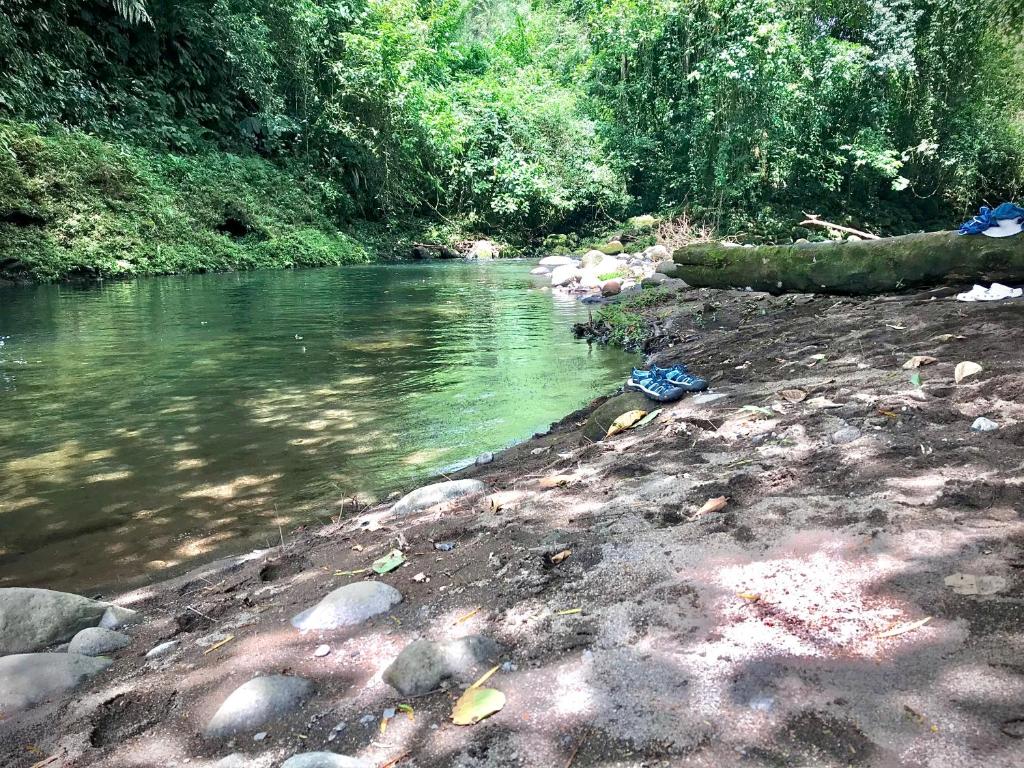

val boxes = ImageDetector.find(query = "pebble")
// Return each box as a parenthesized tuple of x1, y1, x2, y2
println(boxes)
(434, 542, 456, 552)
(971, 417, 999, 432)
(68, 626, 131, 657)
(475, 451, 494, 465)
(204, 675, 315, 738)
(314, 644, 331, 658)
(291, 582, 402, 631)
(831, 426, 862, 445)
(254, 732, 268, 742)
(146, 640, 180, 660)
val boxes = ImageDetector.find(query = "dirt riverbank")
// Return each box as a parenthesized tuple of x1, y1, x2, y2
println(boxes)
(2, 285, 1023, 767)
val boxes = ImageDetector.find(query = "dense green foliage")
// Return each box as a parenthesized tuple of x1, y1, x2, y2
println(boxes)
(2, 0, 1023, 280)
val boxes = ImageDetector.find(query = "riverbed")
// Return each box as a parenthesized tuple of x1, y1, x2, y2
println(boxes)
(0, 262, 634, 591)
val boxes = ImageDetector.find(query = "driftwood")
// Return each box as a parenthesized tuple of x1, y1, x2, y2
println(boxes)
(672, 229, 1024, 295)
(800, 214, 881, 240)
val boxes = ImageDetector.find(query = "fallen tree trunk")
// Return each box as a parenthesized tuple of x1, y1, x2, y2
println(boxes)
(672, 230, 1024, 295)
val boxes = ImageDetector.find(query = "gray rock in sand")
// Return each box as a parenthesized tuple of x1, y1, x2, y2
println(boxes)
(0, 652, 112, 712)
(831, 426, 862, 445)
(282, 753, 372, 768)
(384, 635, 501, 695)
(0, 587, 139, 654)
(146, 640, 180, 660)
(390, 479, 486, 517)
(971, 417, 999, 432)
(68, 626, 130, 657)
(205, 675, 314, 738)
(291, 581, 402, 631)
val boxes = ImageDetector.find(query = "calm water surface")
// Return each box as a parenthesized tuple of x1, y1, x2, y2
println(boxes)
(0, 263, 634, 591)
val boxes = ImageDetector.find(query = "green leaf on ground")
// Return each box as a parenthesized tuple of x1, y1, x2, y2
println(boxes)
(372, 549, 405, 574)
(452, 687, 506, 725)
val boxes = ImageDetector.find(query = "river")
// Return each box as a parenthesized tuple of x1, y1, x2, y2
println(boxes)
(0, 262, 635, 592)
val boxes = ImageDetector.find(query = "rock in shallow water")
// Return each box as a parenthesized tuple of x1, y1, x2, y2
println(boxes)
(291, 581, 402, 631)
(0, 587, 139, 654)
(205, 675, 315, 738)
(384, 635, 501, 695)
(537, 255, 573, 267)
(0, 652, 112, 712)
(390, 479, 486, 516)
(68, 626, 130, 657)
(281, 753, 372, 768)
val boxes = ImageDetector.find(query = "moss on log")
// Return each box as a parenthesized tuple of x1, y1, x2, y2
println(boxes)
(672, 231, 1024, 295)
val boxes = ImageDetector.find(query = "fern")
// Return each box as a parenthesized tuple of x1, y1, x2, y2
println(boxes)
(111, 0, 152, 26)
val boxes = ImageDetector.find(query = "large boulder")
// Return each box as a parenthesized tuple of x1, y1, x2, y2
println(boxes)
(68, 627, 130, 657)
(549, 264, 581, 287)
(579, 250, 608, 269)
(645, 244, 671, 261)
(383, 635, 501, 696)
(0, 653, 112, 712)
(391, 479, 486, 517)
(582, 392, 653, 443)
(282, 754, 372, 768)
(598, 240, 625, 255)
(205, 675, 314, 739)
(291, 582, 402, 631)
(654, 260, 679, 278)
(0, 588, 140, 654)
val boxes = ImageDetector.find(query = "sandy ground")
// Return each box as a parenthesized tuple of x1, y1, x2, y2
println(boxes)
(2, 286, 1023, 767)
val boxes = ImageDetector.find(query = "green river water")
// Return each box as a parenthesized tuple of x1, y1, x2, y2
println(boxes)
(0, 262, 634, 591)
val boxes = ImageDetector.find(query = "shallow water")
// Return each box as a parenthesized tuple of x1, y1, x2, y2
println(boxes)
(0, 263, 634, 591)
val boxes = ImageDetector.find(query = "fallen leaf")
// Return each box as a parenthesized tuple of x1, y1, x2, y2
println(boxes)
(877, 409, 899, 419)
(606, 409, 648, 437)
(877, 616, 931, 638)
(903, 355, 937, 369)
(454, 607, 481, 624)
(909, 372, 922, 388)
(334, 568, 370, 577)
(452, 687, 505, 726)
(539, 474, 573, 489)
(372, 549, 405, 575)
(550, 549, 572, 564)
(737, 592, 761, 602)
(397, 703, 414, 720)
(469, 665, 501, 690)
(931, 333, 965, 343)
(634, 408, 663, 428)
(954, 361, 983, 384)
(351, 544, 364, 552)
(556, 608, 582, 616)
(780, 389, 806, 403)
(695, 496, 728, 516)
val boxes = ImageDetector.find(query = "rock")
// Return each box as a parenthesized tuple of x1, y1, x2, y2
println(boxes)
(0, 588, 139, 654)
(690, 392, 729, 406)
(971, 417, 999, 432)
(598, 240, 625, 255)
(314, 644, 331, 658)
(580, 250, 608, 269)
(538, 255, 573, 267)
(654, 260, 679, 278)
(475, 451, 494, 465)
(391, 479, 486, 516)
(68, 627, 130, 657)
(468, 240, 496, 259)
(601, 280, 622, 297)
(99, 604, 142, 630)
(831, 426, 862, 445)
(291, 582, 402, 631)
(642, 273, 668, 288)
(383, 636, 501, 696)
(146, 640, 179, 660)
(529, 267, 550, 276)
(645, 244, 671, 261)
(579, 270, 602, 289)
(281, 753, 372, 768)
(205, 675, 314, 738)
(582, 392, 653, 443)
(550, 264, 581, 287)
(0, 653, 112, 712)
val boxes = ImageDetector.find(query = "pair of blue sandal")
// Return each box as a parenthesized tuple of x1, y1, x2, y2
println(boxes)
(625, 364, 707, 403)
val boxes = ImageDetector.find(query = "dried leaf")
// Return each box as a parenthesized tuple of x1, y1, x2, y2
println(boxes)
(877, 616, 931, 638)
(737, 592, 761, 602)
(203, 634, 235, 655)
(954, 361, 983, 384)
(903, 355, 937, 369)
(372, 549, 405, 574)
(550, 549, 572, 564)
(606, 409, 648, 437)
(454, 607, 481, 625)
(556, 608, 582, 616)
(334, 568, 370, 577)
(780, 389, 807, 403)
(469, 665, 501, 690)
(696, 496, 728, 516)
(539, 474, 573, 489)
(452, 687, 505, 726)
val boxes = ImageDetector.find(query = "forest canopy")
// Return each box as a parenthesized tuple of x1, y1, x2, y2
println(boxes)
(2, 0, 1023, 259)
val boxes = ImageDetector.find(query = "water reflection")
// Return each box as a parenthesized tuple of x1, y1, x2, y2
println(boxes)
(0, 263, 634, 590)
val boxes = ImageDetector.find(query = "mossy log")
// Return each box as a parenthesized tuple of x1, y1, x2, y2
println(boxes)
(672, 231, 1024, 295)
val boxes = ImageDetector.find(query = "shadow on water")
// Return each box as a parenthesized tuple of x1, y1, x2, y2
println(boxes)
(0, 263, 635, 592)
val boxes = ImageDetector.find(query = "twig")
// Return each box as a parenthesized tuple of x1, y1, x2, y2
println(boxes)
(565, 726, 590, 767)
(800, 214, 881, 240)
(186, 605, 217, 623)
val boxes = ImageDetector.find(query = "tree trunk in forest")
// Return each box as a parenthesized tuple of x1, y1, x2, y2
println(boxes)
(671, 231, 1024, 295)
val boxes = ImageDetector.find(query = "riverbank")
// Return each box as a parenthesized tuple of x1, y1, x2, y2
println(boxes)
(2, 281, 1022, 766)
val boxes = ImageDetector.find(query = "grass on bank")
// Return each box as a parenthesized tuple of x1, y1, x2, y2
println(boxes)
(0, 122, 371, 282)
